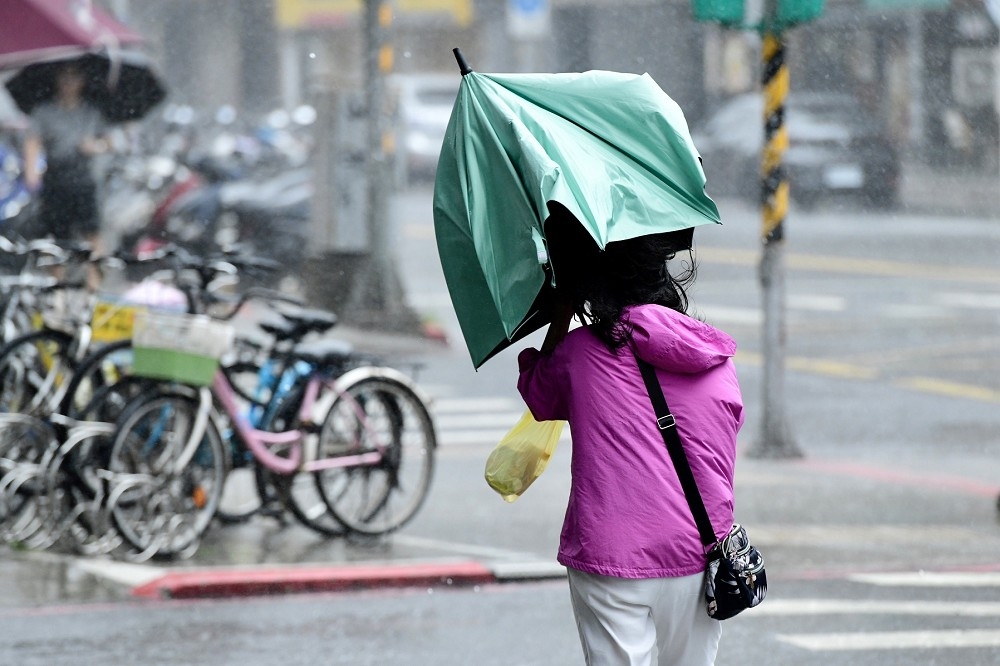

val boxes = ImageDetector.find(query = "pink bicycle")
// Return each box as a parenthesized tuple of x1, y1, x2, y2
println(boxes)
(105, 311, 437, 556)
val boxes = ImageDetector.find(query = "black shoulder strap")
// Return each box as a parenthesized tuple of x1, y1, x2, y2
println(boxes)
(635, 355, 718, 547)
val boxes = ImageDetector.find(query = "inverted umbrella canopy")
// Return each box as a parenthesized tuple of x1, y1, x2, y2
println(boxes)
(433, 53, 722, 369)
(5, 51, 166, 123)
(0, 0, 143, 70)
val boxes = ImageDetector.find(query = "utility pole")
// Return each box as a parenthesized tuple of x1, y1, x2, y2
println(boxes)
(751, 27, 801, 458)
(691, 0, 822, 459)
(345, 0, 419, 331)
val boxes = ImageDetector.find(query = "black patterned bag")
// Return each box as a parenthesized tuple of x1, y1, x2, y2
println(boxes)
(704, 523, 767, 620)
(635, 355, 767, 621)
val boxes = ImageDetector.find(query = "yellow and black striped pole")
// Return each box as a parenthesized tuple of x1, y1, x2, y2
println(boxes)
(761, 33, 789, 242)
(750, 31, 802, 459)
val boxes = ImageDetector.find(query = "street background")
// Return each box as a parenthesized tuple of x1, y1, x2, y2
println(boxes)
(2, 178, 1000, 664)
(2, 0, 1000, 663)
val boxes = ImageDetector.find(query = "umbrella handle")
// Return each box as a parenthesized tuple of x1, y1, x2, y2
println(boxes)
(453, 48, 473, 76)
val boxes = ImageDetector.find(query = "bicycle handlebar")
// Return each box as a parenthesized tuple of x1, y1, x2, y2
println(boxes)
(204, 285, 306, 321)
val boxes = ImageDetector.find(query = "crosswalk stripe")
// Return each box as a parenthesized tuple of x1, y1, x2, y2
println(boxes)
(392, 535, 541, 561)
(434, 412, 527, 430)
(432, 398, 523, 414)
(777, 629, 1000, 651)
(439, 429, 571, 447)
(753, 599, 1000, 617)
(749, 524, 988, 547)
(427, 397, 570, 447)
(439, 429, 517, 446)
(849, 571, 1000, 587)
(936, 292, 1000, 310)
(699, 305, 761, 326)
(787, 294, 846, 311)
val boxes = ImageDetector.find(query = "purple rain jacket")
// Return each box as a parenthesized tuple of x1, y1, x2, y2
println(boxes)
(517, 304, 744, 578)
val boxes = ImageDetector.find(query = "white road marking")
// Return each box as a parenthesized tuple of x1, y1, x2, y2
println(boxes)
(71, 558, 163, 587)
(777, 629, 1000, 651)
(432, 398, 523, 414)
(749, 524, 989, 548)
(849, 571, 1000, 587)
(392, 535, 542, 561)
(434, 412, 527, 430)
(698, 305, 761, 326)
(429, 397, 574, 447)
(439, 428, 571, 447)
(698, 296, 844, 326)
(936, 292, 1000, 310)
(787, 294, 847, 311)
(490, 561, 567, 580)
(753, 598, 1000, 617)
(439, 429, 519, 446)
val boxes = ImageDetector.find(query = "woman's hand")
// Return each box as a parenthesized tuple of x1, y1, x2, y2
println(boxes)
(540, 297, 574, 353)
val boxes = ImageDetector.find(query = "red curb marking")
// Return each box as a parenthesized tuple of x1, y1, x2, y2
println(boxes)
(795, 459, 1000, 498)
(131, 561, 496, 600)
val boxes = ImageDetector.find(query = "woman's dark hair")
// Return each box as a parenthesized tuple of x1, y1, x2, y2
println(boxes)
(546, 206, 697, 351)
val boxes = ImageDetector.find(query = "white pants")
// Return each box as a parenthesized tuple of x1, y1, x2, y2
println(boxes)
(567, 568, 721, 666)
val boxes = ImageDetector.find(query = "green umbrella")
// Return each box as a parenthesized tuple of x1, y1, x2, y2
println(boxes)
(433, 50, 722, 369)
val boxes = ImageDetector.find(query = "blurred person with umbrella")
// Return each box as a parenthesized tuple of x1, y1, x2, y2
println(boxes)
(434, 51, 744, 665)
(20, 59, 110, 249)
(1, 0, 164, 267)
(9, 50, 163, 285)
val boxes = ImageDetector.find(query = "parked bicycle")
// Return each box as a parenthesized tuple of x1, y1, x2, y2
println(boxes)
(0, 243, 437, 561)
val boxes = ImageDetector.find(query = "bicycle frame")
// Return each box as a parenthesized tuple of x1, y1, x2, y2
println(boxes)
(210, 367, 384, 476)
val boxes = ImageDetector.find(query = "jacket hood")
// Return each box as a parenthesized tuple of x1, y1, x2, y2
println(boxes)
(626, 304, 736, 374)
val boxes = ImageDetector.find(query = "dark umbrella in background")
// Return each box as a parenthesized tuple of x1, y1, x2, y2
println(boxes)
(0, 0, 143, 70)
(5, 51, 166, 123)
(0, 0, 165, 124)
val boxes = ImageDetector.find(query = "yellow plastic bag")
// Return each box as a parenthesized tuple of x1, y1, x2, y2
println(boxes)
(484, 408, 565, 502)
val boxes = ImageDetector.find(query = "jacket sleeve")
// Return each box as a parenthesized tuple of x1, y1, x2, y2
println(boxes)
(517, 347, 569, 421)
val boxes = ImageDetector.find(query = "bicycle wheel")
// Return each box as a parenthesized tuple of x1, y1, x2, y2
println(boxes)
(61, 339, 152, 422)
(215, 359, 288, 525)
(43, 424, 123, 556)
(257, 381, 345, 536)
(316, 372, 436, 536)
(0, 414, 58, 536)
(0, 330, 75, 416)
(109, 388, 227, 558)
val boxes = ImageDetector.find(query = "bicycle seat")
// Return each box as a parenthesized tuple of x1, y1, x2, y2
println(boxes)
(257, 308, 336, 343)
(293, 338, 354, 366)
(279, 308, 337, 334)
(257, 318, 297, 341)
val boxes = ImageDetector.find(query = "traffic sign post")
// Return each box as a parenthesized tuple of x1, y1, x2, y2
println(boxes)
(693, 0, 823, 458)
(507, 0, 551, 40)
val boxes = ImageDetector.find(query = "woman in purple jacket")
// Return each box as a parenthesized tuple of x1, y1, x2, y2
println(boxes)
(517, 215, 744, 665)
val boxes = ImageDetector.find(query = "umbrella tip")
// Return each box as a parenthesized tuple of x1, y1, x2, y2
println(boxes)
(453, 48, 473, 76)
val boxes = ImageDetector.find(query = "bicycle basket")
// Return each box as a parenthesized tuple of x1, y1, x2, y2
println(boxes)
(131, 311, 234, 386)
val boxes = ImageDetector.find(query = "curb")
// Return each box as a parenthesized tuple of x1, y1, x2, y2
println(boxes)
(129, 559, 567, 600)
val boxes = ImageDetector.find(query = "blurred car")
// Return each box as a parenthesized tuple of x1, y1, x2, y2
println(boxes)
(691, 92, 900, 209)
(390, 74, 459, 183)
